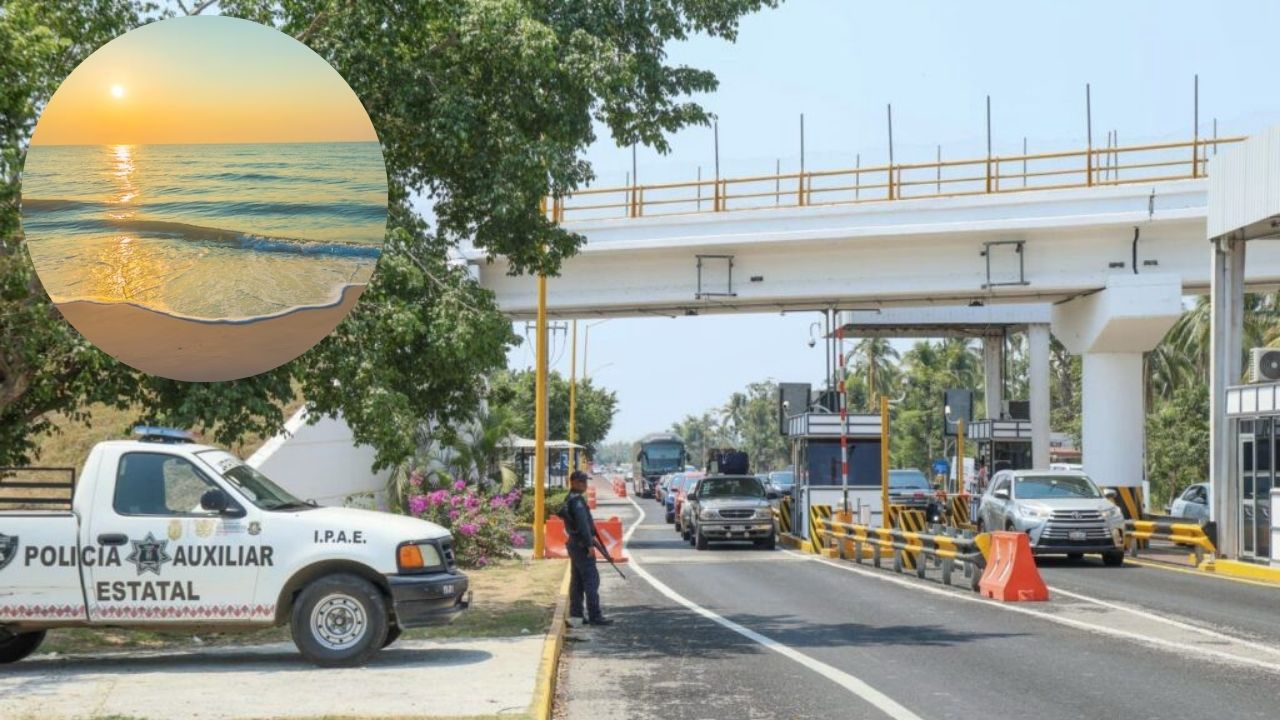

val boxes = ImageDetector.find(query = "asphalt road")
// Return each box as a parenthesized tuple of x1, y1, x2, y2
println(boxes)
(557, 479, 1280, 720)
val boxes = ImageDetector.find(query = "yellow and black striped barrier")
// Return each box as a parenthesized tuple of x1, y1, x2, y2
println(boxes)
(809, 504, 833, 551)
(1106, 485, 1145, 520)
(1125, 518, 1216, 565)
(819, 517, 988, 590)
(948, 494, 973, 528)
(777, 496, 793, 535)
(887, 505, 926, 570)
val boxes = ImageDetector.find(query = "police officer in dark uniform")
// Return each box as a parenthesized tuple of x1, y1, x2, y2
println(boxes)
(563, 470, 613, 626)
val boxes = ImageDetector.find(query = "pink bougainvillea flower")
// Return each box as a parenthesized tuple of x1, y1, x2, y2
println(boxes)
(407, 495, 428, 515)
(448, 509, 460, 521)
(458, 523, 479, 537)
(453, 480, 467, 491)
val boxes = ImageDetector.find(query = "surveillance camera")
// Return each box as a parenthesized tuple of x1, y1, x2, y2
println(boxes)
(807, 338, 816, 348)
(782, 400, 791, 410)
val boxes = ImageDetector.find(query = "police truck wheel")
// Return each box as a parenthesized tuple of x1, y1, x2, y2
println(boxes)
(1102, 551, 1125, 567)
(0, 629, 45, 664)
(695, 528, 709, 551)
(291, 573, 388, 667)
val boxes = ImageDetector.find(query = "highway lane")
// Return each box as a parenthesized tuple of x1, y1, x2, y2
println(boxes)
(558, 480, 1280, 720)
(1037, 555, 1280, 646)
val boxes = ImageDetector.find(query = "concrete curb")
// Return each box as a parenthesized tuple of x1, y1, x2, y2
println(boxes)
(529, 560, 573, 720)
(1199, 557, 1280, 584)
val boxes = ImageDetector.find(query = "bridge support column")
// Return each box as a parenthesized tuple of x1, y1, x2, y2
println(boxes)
(1028, 324, 1051, 470)
(1209, 234, 1245, 559)
(1052, 274, 1183, 493)
(983, 335, 1004, 419)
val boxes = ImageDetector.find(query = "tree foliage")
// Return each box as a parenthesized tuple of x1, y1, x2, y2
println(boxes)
(670, 379, 788, 471)
(489, 369, 619, 455)
(1146, 383, 1209, 509)
(1, 0, 777, 467)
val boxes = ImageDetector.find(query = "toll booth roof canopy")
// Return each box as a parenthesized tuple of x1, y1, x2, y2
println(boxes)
(834, 304, 1052, 338)
(786, 412, 882, 439)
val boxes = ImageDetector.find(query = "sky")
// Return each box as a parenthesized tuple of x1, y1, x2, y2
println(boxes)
(31, 15, 377, 145)
(506, 0, 1280, 445)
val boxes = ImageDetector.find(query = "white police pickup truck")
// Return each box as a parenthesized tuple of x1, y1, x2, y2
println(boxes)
(0, 430, 469, 667)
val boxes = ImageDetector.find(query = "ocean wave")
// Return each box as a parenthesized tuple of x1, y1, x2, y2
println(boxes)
(26, 213, 382, 258)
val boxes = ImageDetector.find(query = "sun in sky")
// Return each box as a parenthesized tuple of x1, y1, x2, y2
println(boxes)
(31, 16, 379, 146)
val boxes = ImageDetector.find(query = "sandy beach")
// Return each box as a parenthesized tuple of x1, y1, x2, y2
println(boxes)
(55, 284, 365, 382)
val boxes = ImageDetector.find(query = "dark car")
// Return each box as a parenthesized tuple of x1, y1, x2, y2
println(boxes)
(888, 468, 945, 524)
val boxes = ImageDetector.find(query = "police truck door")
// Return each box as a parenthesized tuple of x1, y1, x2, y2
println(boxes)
(84, 448, 263, 623)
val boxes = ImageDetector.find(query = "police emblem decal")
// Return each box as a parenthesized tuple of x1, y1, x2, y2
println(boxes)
(0, 533, 17, 571)
(126, 532, 172, 576)
(248, 521, 261, 536)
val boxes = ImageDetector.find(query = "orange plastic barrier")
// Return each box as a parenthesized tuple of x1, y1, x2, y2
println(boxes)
(587, 485, 598, 509)
(591, 516, 630, 563)
(541, 514, 629, 563)
(611, 476, 627, 497)
(978, 531, 1049, 602)
(543, 514, 570, 559)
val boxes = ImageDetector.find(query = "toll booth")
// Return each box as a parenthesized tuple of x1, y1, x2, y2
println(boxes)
(1225, 382, 1280, 564)
(785, 411, 883, 540)
(967, 419, 1033, 488)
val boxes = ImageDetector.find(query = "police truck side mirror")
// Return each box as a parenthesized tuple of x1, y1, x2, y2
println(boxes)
(766, 490, 780, 500)
(993, 488, 1010, 501)
(1103, 488, 1117, 500)
(200, 488, 229, 513)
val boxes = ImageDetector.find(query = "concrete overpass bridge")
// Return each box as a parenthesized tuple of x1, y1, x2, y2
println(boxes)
(464, 133, 1280, 561)
(466, 136, 1273, 318)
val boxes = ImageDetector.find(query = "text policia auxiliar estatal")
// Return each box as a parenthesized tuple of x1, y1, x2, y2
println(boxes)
(24, 544, 275, 568)
(96, 579, 202, 602)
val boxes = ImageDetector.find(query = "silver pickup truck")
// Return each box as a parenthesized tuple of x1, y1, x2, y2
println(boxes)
(685, 475, 778, 551)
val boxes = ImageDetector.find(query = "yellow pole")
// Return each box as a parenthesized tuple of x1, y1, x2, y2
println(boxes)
(569, 319, 578, 472)
(533, 274, 549, 560)
(880, 395, 890, 528)
(956, 419, 966, 497)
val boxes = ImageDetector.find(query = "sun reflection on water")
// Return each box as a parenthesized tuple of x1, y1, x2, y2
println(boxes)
(109, 144, 137, 212)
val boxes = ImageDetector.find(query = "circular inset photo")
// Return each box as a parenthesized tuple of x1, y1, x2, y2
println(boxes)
(21, 16, 387, 382)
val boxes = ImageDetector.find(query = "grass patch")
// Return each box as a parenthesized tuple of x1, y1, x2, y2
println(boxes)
(29, 392, 305, 469)
(41, 557, 567, 655)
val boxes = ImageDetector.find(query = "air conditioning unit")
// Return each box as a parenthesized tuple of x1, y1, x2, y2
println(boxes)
(1249, 348, 1280, 383)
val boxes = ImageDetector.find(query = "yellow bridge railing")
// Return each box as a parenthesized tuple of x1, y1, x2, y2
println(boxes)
(544, 136, 1244, 223)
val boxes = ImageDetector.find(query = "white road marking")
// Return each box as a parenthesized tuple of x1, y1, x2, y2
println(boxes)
(780, 548, 1280, 675)
(1045, 585, 1280, 659)
(622, 494, 923, 720)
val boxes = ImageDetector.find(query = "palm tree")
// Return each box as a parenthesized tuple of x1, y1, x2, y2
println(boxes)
(852, 338, 900, 410)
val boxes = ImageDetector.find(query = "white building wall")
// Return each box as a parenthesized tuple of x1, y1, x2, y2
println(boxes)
(246, 408, 391, 509)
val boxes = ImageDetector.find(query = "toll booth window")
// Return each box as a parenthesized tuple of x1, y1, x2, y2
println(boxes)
(805, 440, 881, 486)
(115, 453, 220, 516)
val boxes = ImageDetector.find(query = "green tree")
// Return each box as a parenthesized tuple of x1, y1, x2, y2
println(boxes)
(733, 380, 789, 471)
(1145, 383, 1210, 509)
(3, 0, 777, 467)
(0, 1, 298, 465)
(489, 369, 619, 455)
(851, 338, 899, 411)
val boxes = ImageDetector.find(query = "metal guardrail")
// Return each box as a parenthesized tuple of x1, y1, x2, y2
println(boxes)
(1124, 517, 1216, 565)
(544, 136, 1245, 223)
(820, 518, 988, 591)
